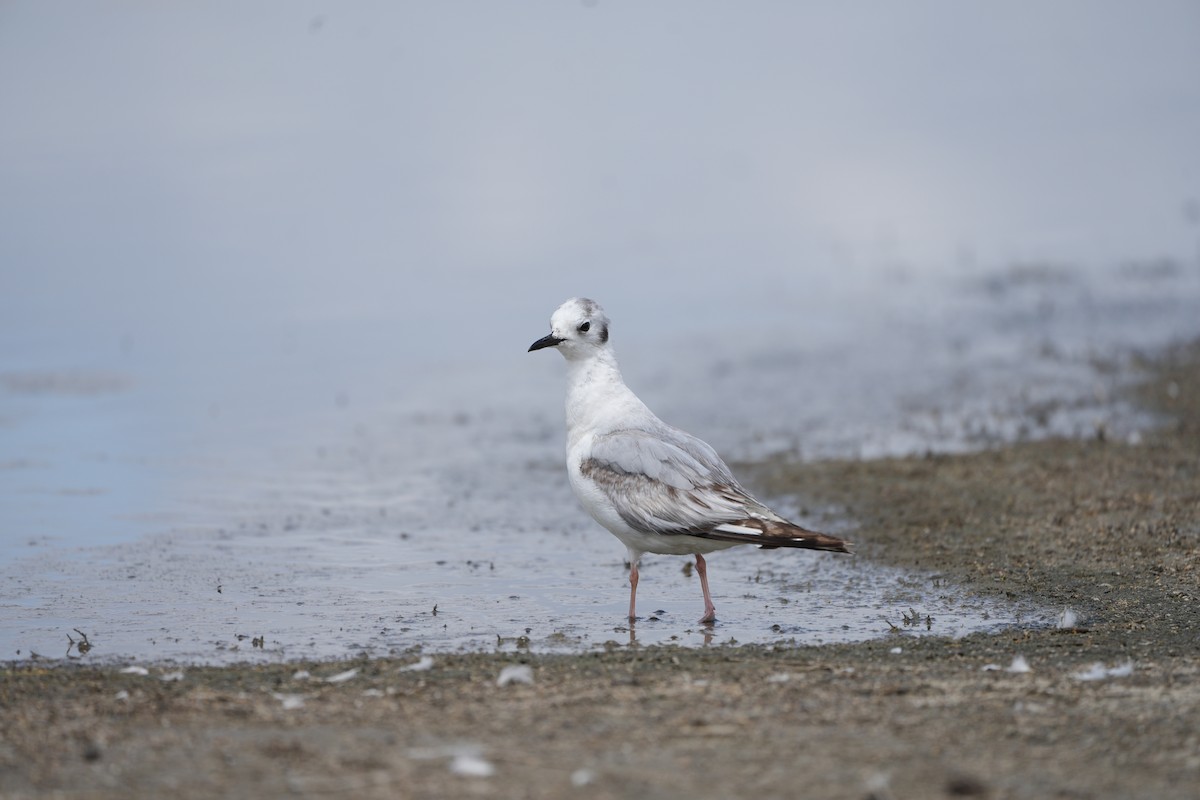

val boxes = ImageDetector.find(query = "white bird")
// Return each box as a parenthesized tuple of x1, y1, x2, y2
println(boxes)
(529, 297, 852, 623)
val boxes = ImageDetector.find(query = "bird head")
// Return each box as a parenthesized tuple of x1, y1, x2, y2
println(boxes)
(528, 297, 611, 360)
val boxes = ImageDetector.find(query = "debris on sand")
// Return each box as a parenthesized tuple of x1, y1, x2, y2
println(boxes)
(399, 655, 434, 672)
(273, 693, 306, 710)
(496, 664, 534, 687)
(450, 753, 495, 777)
(982, 655, 1031, 673)
(324, 668, 359, 684)
(1072, 661, 1134, 681)
(408, 744, 495, 778)
(1057, 607, 1080, 628)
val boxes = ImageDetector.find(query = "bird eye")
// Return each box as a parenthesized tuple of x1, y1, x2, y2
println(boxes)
(578, 322, 591, 333)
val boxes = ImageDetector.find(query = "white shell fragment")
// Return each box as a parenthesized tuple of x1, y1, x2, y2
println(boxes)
(451, 754, 496, 777)
(273, 693, 306, 710)
(399, 656, 434, 672)
(1006, 655, 1032, 673)
(324, 668, 360, 684)
(496, 664, 534, 687)
(1073, 661, 1134, 681)
(984, 655, 1032, 673)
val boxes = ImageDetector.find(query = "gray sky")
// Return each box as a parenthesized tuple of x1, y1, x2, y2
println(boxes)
(2, 1, 1198, 349)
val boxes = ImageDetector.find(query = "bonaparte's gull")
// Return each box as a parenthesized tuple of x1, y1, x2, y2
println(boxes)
(529, 297, 852, 623)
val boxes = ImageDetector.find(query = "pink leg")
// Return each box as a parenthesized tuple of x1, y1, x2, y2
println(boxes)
(628, 561, 639, 622)
(695, 554, 717, 623)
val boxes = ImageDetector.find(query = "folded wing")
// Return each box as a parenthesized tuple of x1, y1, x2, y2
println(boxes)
(581, 427, 851, 553)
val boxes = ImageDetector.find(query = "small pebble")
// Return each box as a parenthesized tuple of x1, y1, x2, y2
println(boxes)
(273, 693, 306, 710)
(1073, 661, 1133, 681)
(399, 656, 434, 672)
(324, 668, 359, 684)
(451, 754, 495, 777)
(497, 664, 534, 687)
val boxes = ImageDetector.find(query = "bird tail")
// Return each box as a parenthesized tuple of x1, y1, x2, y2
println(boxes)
(699, 519, 853, 553)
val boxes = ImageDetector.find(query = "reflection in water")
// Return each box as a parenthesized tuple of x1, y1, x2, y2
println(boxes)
(617, 621, 715, 649)
(0, 531, 1049, 664)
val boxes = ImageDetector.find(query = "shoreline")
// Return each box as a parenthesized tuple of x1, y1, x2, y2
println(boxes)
(2, 339, 1198, 798)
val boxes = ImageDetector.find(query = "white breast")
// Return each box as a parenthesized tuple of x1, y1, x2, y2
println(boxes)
(558, 343, 739, 559)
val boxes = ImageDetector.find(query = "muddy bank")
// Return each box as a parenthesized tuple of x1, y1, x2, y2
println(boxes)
(1, 341, 1198, 799)
(748, 339, 1200, 666)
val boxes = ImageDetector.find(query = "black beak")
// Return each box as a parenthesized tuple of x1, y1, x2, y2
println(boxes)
(528, 334, 564, 352)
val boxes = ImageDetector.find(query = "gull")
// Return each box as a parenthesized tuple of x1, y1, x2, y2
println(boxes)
(529, 297, 852, 623)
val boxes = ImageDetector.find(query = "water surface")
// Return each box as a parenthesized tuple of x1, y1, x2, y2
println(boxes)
(3, 261, 1196, 663)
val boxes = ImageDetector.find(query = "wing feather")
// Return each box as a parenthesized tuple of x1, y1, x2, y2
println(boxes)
(580, 427, 852, 553)
(581, 428, 757, 535)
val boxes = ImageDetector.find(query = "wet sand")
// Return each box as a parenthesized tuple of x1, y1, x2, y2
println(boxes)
(2, 340, 1198, 799)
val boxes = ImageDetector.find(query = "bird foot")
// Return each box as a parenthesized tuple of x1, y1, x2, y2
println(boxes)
(698, 611, 717, 624)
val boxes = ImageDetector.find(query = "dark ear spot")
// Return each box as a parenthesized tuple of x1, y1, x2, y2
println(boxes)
(599, 324, 609, 343)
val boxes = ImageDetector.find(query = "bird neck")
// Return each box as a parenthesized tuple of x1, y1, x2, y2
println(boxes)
(563, 348, 645, 449)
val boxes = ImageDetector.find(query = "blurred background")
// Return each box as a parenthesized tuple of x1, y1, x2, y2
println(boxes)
(4, 2, 1199, 354)
(1, 1, 1198, 659)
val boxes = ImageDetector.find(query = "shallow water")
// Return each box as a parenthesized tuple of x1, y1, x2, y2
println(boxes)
(3, 261, 1196, 664)
(5, 531, 1043, 665)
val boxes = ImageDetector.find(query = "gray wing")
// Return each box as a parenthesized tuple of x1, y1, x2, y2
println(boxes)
(580, 426, 768, 536)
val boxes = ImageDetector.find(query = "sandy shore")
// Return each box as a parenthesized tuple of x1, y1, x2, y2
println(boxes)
(2, 340, 1198, 799)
